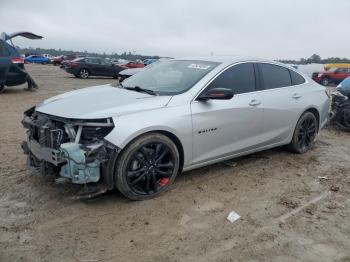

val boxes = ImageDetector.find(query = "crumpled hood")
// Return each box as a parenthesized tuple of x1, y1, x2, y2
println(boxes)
(36, 84, 172, 119)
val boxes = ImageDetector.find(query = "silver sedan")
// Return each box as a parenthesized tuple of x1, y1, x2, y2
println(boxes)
(22, 56, 330, 200)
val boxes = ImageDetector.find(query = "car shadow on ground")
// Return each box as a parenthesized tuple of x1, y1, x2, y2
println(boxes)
(75, 147, 289, 205)
(0, 87, 35, 95)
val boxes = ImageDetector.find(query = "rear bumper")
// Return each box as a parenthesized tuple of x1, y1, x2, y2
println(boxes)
(65, 68, 79, 75)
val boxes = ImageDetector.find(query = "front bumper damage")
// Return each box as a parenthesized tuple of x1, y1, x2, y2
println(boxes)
(22, 107, 120, 198)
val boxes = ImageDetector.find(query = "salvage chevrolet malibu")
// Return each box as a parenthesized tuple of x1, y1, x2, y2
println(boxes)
(22, 56, 330, 200)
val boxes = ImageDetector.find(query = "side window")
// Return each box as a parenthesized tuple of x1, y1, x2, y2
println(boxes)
(260, 63, 291, 89)
(87, 58, 100, 64)
(289, 70, 305, 85)
(336, 68, 346, 73)
(100, 59, 111, 65)
(206, 63, 256, 94)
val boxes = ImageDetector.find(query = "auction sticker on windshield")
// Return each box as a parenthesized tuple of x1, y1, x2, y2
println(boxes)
(188, 64, 211, 70)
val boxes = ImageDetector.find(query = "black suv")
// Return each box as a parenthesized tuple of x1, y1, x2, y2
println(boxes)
(0, 31, 42, 92)
(65, 57, 126, 79)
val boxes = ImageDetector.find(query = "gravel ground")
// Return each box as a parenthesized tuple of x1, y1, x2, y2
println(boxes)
(0, 64, 350, 262)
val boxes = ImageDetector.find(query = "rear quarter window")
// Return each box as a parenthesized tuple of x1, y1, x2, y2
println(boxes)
(260, 63, 291, 89)
(289, 70, 305, 85)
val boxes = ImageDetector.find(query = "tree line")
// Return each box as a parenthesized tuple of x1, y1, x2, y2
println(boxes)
(17, 46, 160, 61)
(17, 48, 350, 65)
(278, 54, 350, 65)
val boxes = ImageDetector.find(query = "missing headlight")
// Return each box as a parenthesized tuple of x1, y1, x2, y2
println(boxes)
(80, 126, 114, 143)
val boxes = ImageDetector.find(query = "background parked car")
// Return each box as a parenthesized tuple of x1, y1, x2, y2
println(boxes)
(65, 57, 126, 78)
(124, 61, 145, 68)
(111, 58, 129, 66)
(312, 67, 350, 86)
(42, 54, 53, 59)
(51, 55, 64, 65)
(60, 54, 79, 68)
(324, 63, 350, 71)
(24, 55, 50, 64)
(0, 31, 42, 92)
(143, 58, 158, 65)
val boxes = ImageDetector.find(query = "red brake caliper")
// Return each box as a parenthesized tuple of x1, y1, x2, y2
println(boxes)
(159, 178, 169, 186)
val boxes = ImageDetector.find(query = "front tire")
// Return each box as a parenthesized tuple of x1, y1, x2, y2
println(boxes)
(288, 112, 318, 154)
(115, 133, 180, 200)
(78, 69, 89, 79)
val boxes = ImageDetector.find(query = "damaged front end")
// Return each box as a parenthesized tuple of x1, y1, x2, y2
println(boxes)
(22, 106, 119, 198)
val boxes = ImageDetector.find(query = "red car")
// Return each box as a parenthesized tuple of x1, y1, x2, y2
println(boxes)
(312, 68, 350, 86)
(124, 61, 145, 68)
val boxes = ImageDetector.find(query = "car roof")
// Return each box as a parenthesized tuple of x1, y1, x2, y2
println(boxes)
(175, 55, 274, 64)
(173, 56, 300, 72)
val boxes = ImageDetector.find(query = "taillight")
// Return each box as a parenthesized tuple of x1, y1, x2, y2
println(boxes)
(68, 62, 78, 68)
(11, 57, 24, 64)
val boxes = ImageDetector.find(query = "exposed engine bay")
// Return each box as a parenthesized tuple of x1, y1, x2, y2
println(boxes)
(21, 107, 118, 197)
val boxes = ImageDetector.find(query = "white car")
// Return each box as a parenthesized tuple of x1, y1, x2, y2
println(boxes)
(22, 56, 330, 200)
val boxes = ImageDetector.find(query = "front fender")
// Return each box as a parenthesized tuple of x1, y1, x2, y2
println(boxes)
(104, 105, 193, 167)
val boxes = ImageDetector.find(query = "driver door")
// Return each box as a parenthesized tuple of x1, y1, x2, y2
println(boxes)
(191, 63, 264, 165)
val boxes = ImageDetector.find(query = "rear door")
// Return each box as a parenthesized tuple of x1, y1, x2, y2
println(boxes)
(191, 62, 264, 165)
(85, 58, 104, 75)
(99, 59, 116, 76)
(256, 63, 306, 146)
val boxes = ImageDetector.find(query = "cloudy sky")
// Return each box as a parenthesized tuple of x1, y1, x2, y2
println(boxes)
(1, 0, 349, 59)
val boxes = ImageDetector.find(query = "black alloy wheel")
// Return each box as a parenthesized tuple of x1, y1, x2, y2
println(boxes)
(115, 133, 180, 200)
(289, 112, 318, 153)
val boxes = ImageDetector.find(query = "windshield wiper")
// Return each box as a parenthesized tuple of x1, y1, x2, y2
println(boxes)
(124, 86, 157, 96)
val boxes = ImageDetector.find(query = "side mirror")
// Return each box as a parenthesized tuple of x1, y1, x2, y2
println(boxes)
(198, 88, 234, 101)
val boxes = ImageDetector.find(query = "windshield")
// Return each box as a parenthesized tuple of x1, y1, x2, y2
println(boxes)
(122, 60, 220, 95)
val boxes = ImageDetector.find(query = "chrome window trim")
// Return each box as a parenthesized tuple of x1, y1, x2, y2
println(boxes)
(191, 61, 308, 103)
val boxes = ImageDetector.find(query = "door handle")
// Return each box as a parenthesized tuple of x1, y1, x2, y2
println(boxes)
(249, 99, 261, 106)
(292, 93, 302, 99)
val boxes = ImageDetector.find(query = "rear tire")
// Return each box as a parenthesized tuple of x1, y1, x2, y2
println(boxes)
(0, 82, 5, 93)
(115, 133, 180, 200)
(78, 69, 89, 79)
(288, 112, 318, 154)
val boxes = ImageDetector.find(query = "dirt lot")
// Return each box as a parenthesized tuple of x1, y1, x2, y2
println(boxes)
(0, 64, 350, 262)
